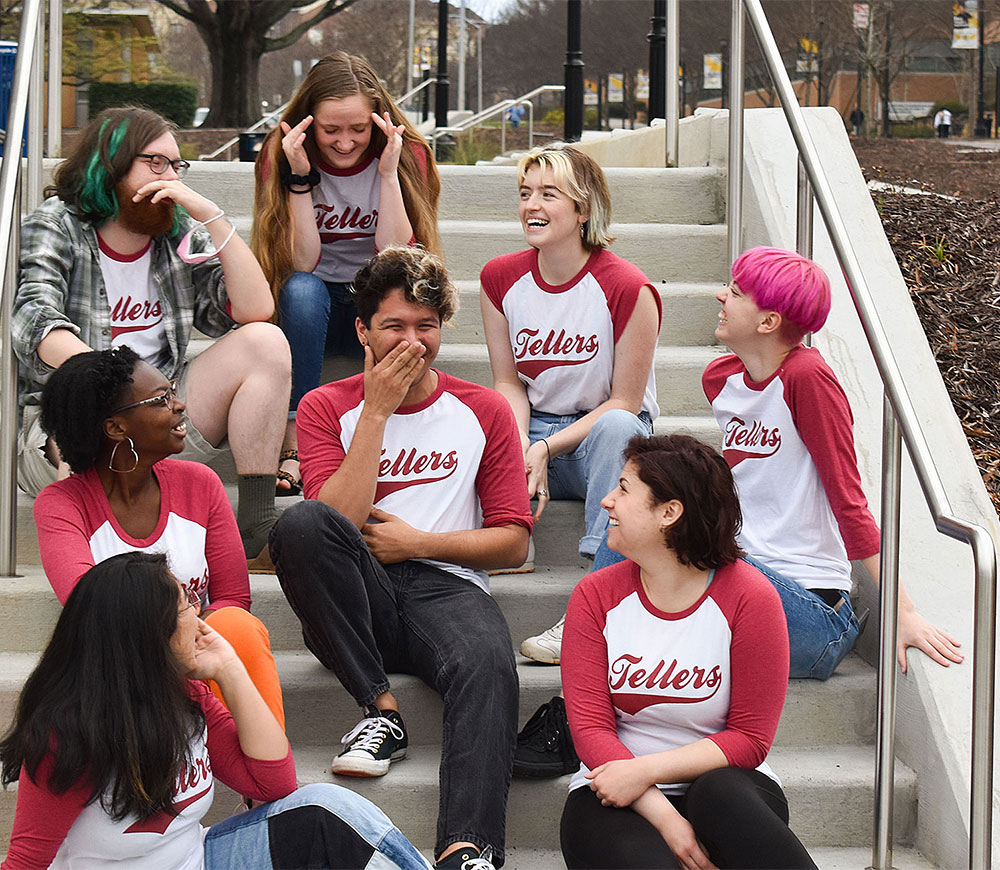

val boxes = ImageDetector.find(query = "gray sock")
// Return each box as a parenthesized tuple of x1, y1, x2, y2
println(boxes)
(237, 474, 279, 557)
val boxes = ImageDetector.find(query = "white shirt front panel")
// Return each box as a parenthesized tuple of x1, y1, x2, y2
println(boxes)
(99, 245, 170, 368)
(311, 157, 380, 283)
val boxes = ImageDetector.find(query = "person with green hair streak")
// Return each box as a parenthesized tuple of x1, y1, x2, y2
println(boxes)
(12, 106, 291, 563)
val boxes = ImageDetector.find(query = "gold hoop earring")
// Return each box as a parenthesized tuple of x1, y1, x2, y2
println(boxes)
(109, 437, 139, 473)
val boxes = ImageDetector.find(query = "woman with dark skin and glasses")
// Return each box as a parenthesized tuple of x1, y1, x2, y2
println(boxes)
(560, 434, 815, 870)
(32, 345, 284, 725)
(0, 552, 428, 868)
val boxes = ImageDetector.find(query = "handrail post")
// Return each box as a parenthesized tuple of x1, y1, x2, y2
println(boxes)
(47, 0, 62, 158)
(726, 0, 745, 265)
(969, 527, 997, 869)
(665, 0, 680, 166)
(795, 156, 813, 260)
(523, 101, 535, 149)
(872, 393, 901, 870)
(27, 0, 44, 209)
(0, 0, 43, 578)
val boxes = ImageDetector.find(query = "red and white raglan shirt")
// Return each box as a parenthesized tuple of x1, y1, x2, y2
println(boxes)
(480, 248, 661, 417)
(561, 560, 789, 794)
(98, 234, 171, 369)
(2, 682, 295, 870)
(33, 459, 250, 611)
(311, 143, 428, 283)
(297, 371, 533, 592)
(703, 346, 881, 592)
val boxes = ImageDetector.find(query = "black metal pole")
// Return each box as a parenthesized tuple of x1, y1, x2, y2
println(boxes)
(995, 66, 1000, 137)
(435, 0, 449, 132)
(564, 0, 584, 141)
(597, 75, 605, 130)
(647, 0, 666, 120)
(421, 66, 430, 123)
(977, 1, 988, 136)
(881, 4, 891, 137)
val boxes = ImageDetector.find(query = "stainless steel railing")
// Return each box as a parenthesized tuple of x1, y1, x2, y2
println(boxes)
(431, 84, 565, 156)
(728, 2, 996, 868)
(1, 0, 46, 577)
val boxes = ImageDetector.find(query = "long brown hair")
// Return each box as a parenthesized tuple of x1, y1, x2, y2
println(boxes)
(252, 51, 441, 302)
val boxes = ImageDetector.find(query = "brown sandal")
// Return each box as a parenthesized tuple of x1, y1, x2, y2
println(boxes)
(275, 448, 301, 497)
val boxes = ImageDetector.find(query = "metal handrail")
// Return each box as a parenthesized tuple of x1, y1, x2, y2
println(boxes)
(198, 103, 289, 161)
(730, 2, 996, 868)
(0, 0, 45, 576)
(432, 84, 564, 155)
(396, 76, 437, 108)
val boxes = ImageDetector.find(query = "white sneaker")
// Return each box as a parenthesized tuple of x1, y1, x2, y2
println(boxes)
(520, 614, 564, 664)
(488, 537, 534, 575)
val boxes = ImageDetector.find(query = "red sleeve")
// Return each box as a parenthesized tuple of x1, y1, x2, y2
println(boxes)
(185, 463, 251, 612)
(193, 682, 297, 802)
(561, 563, 636, 768)
(34, 480, 98, 604)
(297, 379, 358, 501)
(2, 754, 91, 869)
(462, 381, 533, 531)
(593, 251, 661, 343)
(783, 349, 881, 560)
(701, 354, 743, 405)
(706, 561, 789, 767)
(479, 251, 532, 314)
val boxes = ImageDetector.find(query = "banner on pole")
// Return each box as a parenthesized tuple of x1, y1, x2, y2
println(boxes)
(796, 38, 819, 73)
(853, 3, 870, 30)
(584, 78, 598, 106)
(703, 54, 722, 90)
(608, 74, 624, 103)
(953, 1, 979, 49)
(636, 71, 649, 101)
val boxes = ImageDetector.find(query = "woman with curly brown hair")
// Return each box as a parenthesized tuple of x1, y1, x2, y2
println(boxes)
(252, 52, 440, 495)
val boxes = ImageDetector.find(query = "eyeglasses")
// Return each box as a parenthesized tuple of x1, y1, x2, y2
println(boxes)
(136, 153, 191, 179)
(109, 380, 179, 416)
(179, 586, 202, 615)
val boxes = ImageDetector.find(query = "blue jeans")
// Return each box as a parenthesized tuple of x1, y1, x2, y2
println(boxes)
(270, 501, 519, 865)
(529, 409, 652, 560)
(278, 272, 364, 416)
(743, 556, 860, 680)
(204, 782, 429, 868)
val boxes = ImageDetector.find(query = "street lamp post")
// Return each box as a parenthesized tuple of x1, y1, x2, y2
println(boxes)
(647, 0, 666, 120)
(435, 0, 452, 159)
(976, 1, 988, 136)
(564, 0, 584, 141)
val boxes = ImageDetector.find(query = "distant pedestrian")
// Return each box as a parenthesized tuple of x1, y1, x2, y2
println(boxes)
(849, 107, 864, 136)
(934, 107, 952, 138)
(506, 104, 524, 128)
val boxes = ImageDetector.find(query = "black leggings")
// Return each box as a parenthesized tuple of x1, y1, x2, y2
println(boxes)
(560, 768, 817, 870)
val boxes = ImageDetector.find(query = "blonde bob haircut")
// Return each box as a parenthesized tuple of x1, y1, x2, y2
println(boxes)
(516, 143, 615, 249)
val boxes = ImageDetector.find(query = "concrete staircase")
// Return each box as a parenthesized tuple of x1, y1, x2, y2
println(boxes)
(0, 160, 937, 868)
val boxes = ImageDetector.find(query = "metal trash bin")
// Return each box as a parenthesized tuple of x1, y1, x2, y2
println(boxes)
(238, 131, 265, 162)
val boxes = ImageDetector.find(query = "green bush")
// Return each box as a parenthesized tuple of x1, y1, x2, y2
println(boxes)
(890, 120, 934, 138)
(542, 108, 564, 126)
(89, 82, 199, 127)
(931, 99, 968, 117)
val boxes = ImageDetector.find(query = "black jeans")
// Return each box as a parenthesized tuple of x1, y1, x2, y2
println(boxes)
(270, 500, 519, 866)
(560, 768, 816, 870)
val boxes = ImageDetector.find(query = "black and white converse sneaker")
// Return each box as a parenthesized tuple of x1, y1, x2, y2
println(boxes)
(435, 845, 495, 869)
(330, 706, 408, 777)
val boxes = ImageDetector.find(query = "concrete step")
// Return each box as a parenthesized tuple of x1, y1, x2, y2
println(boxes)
(438, 165, 726, 225)
(200, 743, 916, 854)
(449, 280, 725, 349)
(437, 221, 729, 283)
(181, 163, 726, 230)
(434, 344, 724, 416)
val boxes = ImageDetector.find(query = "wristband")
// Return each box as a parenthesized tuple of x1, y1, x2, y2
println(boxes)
(280, 166, 320, 192)
(541, 438, 551, 464)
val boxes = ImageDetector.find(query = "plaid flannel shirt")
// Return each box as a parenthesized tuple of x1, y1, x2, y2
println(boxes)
(13, 197, 236, 412)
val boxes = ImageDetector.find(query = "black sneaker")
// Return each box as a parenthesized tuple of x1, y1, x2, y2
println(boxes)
(435, 846, 495, 869)
(331, 706, 408, 777)
(512, 695, 579, 778)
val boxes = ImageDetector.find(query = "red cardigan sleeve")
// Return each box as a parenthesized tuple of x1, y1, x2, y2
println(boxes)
(34, 482, 101, 604)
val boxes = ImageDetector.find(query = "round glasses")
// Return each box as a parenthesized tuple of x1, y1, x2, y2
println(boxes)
(136, 153, 191, 179)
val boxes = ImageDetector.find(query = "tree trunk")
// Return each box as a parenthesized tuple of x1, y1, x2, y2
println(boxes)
(195, 5, 269, 128)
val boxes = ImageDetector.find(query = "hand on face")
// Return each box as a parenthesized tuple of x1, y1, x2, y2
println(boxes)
(186, 620, 241, 682)
(280, 115, 314, 176)
(361, 341, 427, 419)
(132, 179, 220, 225)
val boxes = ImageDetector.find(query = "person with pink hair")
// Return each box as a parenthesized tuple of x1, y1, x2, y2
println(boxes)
(703, 246, 962, 679)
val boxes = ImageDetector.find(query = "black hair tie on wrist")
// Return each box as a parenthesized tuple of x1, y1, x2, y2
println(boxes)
(280, 166, 320, 193)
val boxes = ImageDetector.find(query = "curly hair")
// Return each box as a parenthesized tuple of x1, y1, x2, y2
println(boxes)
(0, 552, 204, 822)
(516, 143, 615, 249)
(251, 51, 441, 304)
(353, 246, 458, 327)
(46, 106, 182, 233)
(623, 434, 744, 570)
(40, 346, 139, 473)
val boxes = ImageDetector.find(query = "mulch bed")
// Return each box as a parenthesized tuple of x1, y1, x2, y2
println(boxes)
(850, 138, 1000, 510)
